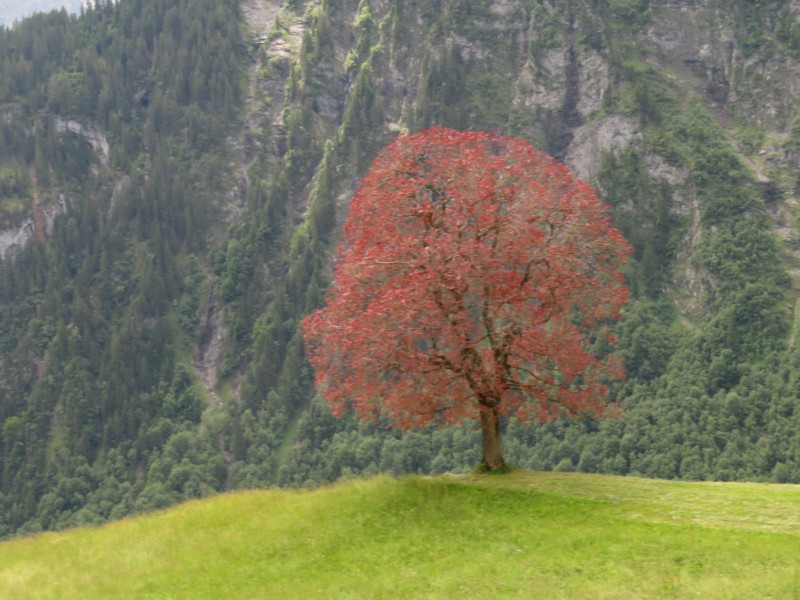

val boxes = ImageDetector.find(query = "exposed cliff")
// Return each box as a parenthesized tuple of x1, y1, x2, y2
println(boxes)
(0, 116, 109, 257)
(0, 192, 69, 259)
(242, 0, 800, 321)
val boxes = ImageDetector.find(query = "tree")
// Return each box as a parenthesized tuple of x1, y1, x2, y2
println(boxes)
(302, 127, 630, 470)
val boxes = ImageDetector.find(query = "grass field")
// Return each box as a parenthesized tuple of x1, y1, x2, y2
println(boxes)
(1, 470, 800, 598)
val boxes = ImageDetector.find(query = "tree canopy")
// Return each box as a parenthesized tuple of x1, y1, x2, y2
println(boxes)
(303, 127, 631, 469)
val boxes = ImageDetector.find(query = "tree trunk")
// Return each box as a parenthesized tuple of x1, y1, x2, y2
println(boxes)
(479, 404, 505, 470)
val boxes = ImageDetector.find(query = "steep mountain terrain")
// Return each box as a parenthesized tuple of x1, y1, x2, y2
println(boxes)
(2, 0, 800, 536)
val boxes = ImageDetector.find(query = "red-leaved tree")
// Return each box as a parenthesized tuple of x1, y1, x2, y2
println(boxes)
(302, 127, 631, 470)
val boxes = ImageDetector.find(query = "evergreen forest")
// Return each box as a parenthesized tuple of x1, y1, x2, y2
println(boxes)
(2, 0, 800, 537)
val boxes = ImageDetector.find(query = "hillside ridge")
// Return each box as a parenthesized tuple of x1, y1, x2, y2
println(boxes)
(1, 471, 800, 598)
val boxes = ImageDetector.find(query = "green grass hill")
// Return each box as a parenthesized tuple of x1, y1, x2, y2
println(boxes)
(1, 470, 800, 599)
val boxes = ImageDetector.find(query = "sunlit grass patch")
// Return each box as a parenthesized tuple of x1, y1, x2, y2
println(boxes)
(1, 471, 799, 598)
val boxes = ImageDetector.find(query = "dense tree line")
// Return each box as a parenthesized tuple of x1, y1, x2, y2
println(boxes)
(0, 0, 243, 536)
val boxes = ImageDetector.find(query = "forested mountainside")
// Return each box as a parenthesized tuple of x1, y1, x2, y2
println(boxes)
(1, 0, 800, 537)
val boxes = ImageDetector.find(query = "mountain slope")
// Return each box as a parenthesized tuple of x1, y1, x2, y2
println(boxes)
(3, 0, 800, 538)
(1, 471, 800, 599)
(229, 0, 800, 486)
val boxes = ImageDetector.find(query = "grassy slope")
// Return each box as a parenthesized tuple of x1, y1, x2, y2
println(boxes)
(1, 471, 800, 599)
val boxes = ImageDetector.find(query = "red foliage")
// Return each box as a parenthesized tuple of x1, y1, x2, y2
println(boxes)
(302, 127, 630, 439)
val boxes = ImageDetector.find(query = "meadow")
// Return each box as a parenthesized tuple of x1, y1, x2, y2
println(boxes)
(1, 470, 799, 598)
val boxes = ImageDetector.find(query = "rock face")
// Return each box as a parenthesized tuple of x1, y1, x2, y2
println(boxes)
(54, 119, 110, 167)
(565, 115, 638, 182)
(0, 193, 69, 259)
(209, 0, 800, 333)
(0, 116, 108, 258)
(0, 218, 35, 259)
